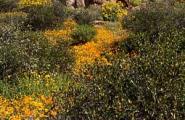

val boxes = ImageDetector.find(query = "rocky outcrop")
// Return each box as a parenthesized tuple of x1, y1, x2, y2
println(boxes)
(65, 0, 109, 8)
(65, 0, 130, 8)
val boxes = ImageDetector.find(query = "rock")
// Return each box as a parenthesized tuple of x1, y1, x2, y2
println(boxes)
(66, 0, 75, 8)
(76, 0, 86, 7)
(65, 0, 85, 8)
(65, 0, 132, 8)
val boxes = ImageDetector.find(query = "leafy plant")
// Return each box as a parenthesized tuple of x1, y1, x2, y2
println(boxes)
(20, 5, 56, 30)
(123, 2, 185, 33)
(0, 24, 52, 80)
(74, 5, 103, 24)
(71, 24, 96, 44)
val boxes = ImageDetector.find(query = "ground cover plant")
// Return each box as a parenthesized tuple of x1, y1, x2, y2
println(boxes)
(0, 0, 184, 119)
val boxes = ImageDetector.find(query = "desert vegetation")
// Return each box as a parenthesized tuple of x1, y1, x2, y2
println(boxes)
(0, 0, 184, 119)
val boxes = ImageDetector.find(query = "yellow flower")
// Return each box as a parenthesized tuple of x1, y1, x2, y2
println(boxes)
(0, 94, 58, 119)
(10, 115, 22, 120)
(31, 101, 44, 109)
(6, 107, 14, 115)
(18, 0, 53, 7)
(40, 95, 53, 105)
(50, 110, 57, 117)
(44, 19, 77, 46)
(22, 107, 32, 116)
(102, 1, 127, 21)
(23, 96, 33, 104)
(72, 27, 119, 75)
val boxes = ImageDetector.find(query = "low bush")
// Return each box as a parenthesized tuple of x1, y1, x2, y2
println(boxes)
(123, 2, 185, 33)
(52, 0, 74, 21)
(74, 5, 103, 24)
(122, 1, 185, 53)
(0, 24, 52, 80)
(49, 41, 75, 73)
(71, 24, 96, 44)
(18, 0, 55, 29)
(24, 6, 56, 30)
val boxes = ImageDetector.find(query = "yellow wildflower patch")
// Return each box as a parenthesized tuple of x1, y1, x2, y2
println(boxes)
(44, 19, 77, 45)
(72, 27, 121, 75)
(0, 95, 57, 119)
(18, 0, 53, 7)
(102, 1, 128, 21)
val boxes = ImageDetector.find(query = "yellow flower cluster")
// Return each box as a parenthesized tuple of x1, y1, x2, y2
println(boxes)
(44, 19, 77, 45)
(0, 72, 62, 119)
(0, 95, 56, 119)
(18, 0, 53, 7)
(72, 27, 120, 75)
(102, 1, 128, 21)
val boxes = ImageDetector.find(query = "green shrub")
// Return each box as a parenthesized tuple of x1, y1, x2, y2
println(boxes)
(22, 5, 56, 29)
(74, 5, 103, 24)
(53, 0, 73, 20)
(123, 2, 185, 33)
(17, 31, 52, 72)
(71, 24, 96, 44)
(0, 24, 52, 80)
(49, 41, 75, 73)
(122, 1, 185, 53)
(0, 0, 17, 11)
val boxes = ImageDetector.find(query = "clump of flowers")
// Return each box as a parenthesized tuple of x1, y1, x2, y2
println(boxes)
(44, 19, 77, 45)
(18, 0, 53, 7)
(0, 71, 64, 119)
(72, 27, 120, 75)
(0, 95, 56, 119)
(102, 1, 127, 21)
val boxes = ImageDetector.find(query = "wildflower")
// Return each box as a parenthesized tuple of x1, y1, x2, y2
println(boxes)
(50, 110, 57, 117)
(72, 27, 117, 75)
(22, 107, 32, 116)
(10, 115, 22, 120)
(40, 95, 53, 105)
(23, 96, 33, 104)
(18, 0, 53, 7)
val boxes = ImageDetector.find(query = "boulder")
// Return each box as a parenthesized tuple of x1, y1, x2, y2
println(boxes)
(65, 0, 131, 8)
(65, 0, 75, 8)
